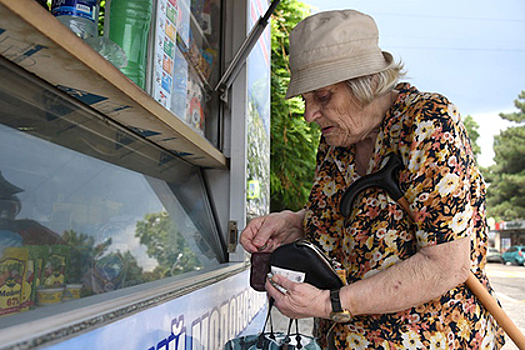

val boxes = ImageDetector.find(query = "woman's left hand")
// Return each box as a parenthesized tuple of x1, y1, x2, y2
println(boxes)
(265, 273, 331, 319)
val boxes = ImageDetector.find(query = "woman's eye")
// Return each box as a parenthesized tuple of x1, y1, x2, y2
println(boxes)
(316, 92, 330, 102)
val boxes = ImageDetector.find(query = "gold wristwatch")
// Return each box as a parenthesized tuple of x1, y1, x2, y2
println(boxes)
(329, 289, 352, 323)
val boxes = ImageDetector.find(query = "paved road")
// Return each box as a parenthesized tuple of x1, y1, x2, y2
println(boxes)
(270, 262, 525, 349)
(486, 262, 525, 350)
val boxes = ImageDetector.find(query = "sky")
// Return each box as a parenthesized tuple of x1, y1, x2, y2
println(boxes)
(298, 0, 525, 167)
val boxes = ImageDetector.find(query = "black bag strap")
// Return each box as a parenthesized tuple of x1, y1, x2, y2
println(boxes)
(255, 297, 276, 348)
(280, 317, 306, 350)
(254, 298, 310, 350)
(294, 320, 303, 349)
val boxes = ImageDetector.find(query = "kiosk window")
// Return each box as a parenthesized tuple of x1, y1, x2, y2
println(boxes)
(0, 61, 224, 321)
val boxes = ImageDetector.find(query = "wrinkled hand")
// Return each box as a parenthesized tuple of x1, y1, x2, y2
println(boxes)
(266, 273, 330, 319)
(240, 210, 305, 253)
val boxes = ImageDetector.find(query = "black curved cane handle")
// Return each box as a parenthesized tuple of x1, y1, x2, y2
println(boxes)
(340, 153, 403, 217)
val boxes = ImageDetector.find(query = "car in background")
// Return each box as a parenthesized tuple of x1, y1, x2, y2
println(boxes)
(486, 248, 504, 263)
(501, 245, 525, 266)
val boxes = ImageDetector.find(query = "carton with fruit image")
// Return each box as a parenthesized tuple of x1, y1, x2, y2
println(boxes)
(0, 247, 29, 317)
(42, 245, 70, 286)
(20, 246, 46, 311)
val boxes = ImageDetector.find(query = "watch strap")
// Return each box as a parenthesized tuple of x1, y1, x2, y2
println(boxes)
(330, 289, 343, 313)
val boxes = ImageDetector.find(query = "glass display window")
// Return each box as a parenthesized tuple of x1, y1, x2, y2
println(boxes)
(0, 58, 225, 323)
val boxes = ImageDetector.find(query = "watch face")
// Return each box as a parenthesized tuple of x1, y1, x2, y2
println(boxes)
(331, 311, 352, 323)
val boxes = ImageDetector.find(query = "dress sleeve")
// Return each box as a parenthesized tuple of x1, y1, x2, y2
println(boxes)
(400, 97, 475, 248)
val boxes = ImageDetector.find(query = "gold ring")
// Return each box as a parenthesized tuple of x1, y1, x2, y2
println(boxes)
(257, 243, 268, 251)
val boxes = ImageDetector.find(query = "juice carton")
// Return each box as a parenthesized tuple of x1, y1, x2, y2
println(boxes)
(0, 247, 29, 317)
(20, 246, 47, 311)
(43, 245, 70, 286)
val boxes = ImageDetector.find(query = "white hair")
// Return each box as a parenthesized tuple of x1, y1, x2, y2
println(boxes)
(346, 61, 406, 105)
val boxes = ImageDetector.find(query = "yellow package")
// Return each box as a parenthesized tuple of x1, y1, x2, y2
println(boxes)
(20, 246, 46, 312)
(43, 245, 70, 286)
(0, 247, 29, 317)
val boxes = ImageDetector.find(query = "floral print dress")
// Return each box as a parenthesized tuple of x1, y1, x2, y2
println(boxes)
(304, 83, 505, 349)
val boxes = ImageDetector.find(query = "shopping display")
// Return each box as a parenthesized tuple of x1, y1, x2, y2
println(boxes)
(0, 7, 226, 317)
(0, 245, 73, 316)
(0, 0, 275, 347)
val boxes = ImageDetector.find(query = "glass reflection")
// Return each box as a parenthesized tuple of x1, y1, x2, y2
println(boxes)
(0, 58, 223, 319)
(0, 122, 220, 318)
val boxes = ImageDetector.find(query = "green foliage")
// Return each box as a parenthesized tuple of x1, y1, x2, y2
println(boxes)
(499, 91, 525, 123)
(98, 0, 106, 36)
(62, 229, 109, 285)
(62, 211, 204, 291)
(135, 212, 202, 278)
(486, 90, 525, 220)
(62, 229, 145, 291)
(270, 0, 320, 212)
(463, 115, 481, 158)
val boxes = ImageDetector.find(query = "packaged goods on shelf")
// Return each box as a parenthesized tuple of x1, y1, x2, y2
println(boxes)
(0, 247, 28, 317)
(150, 0, 221, 137)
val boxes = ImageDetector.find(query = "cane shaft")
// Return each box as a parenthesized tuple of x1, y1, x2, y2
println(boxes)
(466, 273, 525, 349)
(398, 196, 525, 349)
(397, 197, 414, 221)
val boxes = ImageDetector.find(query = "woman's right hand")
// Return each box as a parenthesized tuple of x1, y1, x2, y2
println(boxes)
(239, 209, 306, 253)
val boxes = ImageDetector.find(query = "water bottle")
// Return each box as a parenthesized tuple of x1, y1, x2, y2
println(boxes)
(51, 0, 100, 40)
(107, 0, 152, 89)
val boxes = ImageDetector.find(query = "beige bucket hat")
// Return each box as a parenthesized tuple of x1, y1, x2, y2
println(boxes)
(285, 9, 394, 99)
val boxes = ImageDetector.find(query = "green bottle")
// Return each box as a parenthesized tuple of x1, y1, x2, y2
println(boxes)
(107, 0, 152, 89)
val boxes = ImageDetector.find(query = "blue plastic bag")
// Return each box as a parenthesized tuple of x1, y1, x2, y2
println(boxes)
(224, 300, 322, 350)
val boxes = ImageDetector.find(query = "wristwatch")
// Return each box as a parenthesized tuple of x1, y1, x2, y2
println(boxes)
(329, 289, 352, 323)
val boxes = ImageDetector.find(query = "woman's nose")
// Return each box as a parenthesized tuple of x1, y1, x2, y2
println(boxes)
(303, 100, 320, 123)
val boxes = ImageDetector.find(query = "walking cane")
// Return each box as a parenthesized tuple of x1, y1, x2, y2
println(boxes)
(340, 153, 525, 350)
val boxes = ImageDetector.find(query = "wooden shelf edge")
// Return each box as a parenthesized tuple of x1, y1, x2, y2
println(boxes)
(0, 0, 228, 169)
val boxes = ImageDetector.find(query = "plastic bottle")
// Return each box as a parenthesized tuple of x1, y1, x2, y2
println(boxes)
(107, 0, 152, 89)
(51, 0, 100, 40)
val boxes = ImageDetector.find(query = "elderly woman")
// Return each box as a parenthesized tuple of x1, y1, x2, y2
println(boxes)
(240, 9, 505, 350)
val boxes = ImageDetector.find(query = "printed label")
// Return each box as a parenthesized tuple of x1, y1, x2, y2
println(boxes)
(51, 0, 97, 22)
(0, 249, 29, 316)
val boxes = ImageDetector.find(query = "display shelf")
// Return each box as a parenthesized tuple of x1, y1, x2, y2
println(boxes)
(0, 0, 227, 169)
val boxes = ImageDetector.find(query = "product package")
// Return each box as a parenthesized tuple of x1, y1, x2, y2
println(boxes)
(20, 245, 46, 311)
(0, 247, 29, 317)
(91, 252, 127, 294)
(42, 245, 70, 286)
